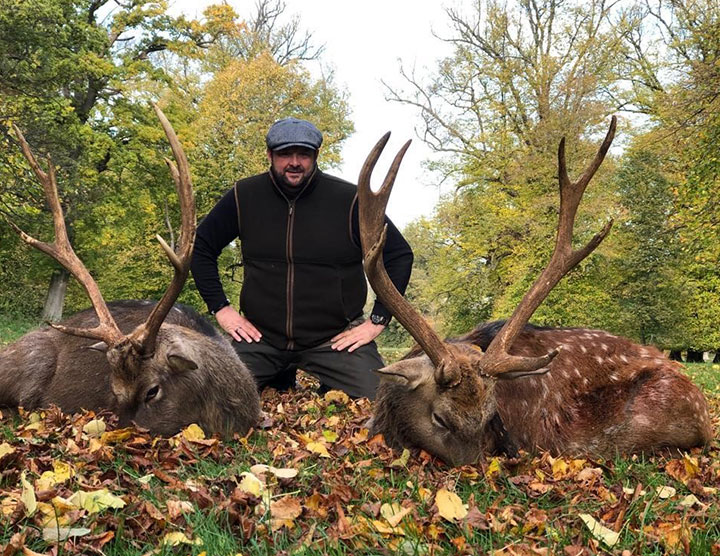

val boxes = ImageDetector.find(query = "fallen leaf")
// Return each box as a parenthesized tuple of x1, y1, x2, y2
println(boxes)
(306, 441, 331, 458)
(322, 430, 338, 443)
(270, 495, 302, 530)
(250, 464, 298, 479)
(679, 494, 701, 507)
(82, 418, 106, 437)
(380, 502, 412, 527)
(655, 485, 676, 499)
(237, 472, 264, 496)
(0, 443, 14, 458)
(485, 457, 502, 478)
(324, 390, 350, 404)
(160, 532, 203, 546)
(42, 526, 92, 542)
(390, 449, 410, 468)
(67, 488, 126, 513)
(181, 423, 206, 441)
(20, 471, 37, 516)
(100, 428, 134, 444)
(579, 514, 619, 547)
(166, 499, 195, 520)
(435, 489, 467, 522)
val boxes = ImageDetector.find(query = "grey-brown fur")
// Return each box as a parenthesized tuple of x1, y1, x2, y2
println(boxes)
(0, 300, 260, 437)
(372, 321, 713, 465)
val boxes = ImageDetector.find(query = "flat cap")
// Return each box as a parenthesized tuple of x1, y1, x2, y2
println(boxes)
(266, 117, 323, 151)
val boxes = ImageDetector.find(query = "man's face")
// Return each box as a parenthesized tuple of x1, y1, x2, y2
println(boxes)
(268, 146, 317, 187)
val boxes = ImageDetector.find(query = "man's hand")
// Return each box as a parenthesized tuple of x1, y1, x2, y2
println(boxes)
(331, 319, 385, 352)
(215, 305, 262, 343)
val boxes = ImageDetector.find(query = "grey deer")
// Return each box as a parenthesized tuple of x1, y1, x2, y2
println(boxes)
(0, 105, 260, 437)
(358, 117, 713, 465)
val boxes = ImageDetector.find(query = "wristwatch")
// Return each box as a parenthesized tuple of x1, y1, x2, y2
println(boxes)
(370, 313, 390, 326)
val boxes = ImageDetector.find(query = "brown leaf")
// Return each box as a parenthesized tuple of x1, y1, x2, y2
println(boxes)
(270, 495, 302, 531)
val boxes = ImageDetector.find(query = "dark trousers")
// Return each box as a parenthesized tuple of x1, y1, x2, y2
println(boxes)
(232, 338, 383, 399)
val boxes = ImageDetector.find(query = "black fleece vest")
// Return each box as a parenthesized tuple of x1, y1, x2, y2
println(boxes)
(234, 171, 366, 350)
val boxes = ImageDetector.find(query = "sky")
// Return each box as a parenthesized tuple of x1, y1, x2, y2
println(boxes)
(171, 0, 457, 228)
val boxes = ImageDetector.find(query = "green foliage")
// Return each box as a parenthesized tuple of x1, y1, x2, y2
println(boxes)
(0, 0, 352, 319)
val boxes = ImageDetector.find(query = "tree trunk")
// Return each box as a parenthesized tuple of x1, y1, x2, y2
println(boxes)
(668, 350, 683, 361)
(41, 268, 70, 322)
(713, 351, 720, 364)
(685, 349, 704, 363)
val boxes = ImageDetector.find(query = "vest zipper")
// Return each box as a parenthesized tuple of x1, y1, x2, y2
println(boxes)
(285, 201, 295, 350)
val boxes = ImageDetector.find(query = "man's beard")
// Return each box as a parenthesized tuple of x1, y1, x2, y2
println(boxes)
(270, 164, 316, 188)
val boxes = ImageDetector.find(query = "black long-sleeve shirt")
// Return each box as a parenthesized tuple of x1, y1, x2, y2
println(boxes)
(191, 170, 413, 348)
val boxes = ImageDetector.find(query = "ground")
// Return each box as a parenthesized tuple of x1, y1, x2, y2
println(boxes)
(0, 365, 718, 556)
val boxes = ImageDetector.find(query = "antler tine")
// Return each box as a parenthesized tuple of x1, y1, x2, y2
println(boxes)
(135, 103, 197, 354)
(478, 117, 617, 378)
(358, 133, 459, 384)
(9, 125, 124, 345)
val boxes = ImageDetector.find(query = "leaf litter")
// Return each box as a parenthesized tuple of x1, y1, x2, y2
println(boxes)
(0, 374, 718, 555)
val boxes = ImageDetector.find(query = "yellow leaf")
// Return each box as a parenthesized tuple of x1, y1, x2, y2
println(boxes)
(485, 457, 502, 478)
(160, 532, 203, 547)
(323, 390, 350, 404)
(237, 472, 264, 496)
(100, 428, 134, 444)
(435, 489, 467, 522)
(579, 514, 619, 547)
(83, 419, 106, 437)
(20, 471, 37, 516)
(322, 430, 338, 443)
(655, 485, 676, 499)
(181, 423, 206, 441)
(550, 456, 570, 479)
(0, 443, 15, 459)
(306, 441, 331, 458)
(67, 489, 126, 514)
(679, 494, 700, 507)
(682, 454, 700, 478)
(390, 448, 411, 468)
(380, 502, 412, 527)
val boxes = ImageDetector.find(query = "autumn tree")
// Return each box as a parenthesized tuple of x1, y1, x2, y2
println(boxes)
(387, 0, 630, 332)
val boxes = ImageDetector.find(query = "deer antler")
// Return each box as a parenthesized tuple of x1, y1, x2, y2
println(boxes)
(9, 103, 195, 357)
(8, 126, 125, 345)
(477, 116, 617, 377)
(358, 133, 461, 385)
(130, 103, 196, 355)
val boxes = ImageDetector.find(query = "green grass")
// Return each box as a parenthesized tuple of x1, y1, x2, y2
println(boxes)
(0, 313, 38, 346)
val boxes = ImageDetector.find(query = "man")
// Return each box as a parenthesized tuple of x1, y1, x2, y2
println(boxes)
(191, 117, 413, 399)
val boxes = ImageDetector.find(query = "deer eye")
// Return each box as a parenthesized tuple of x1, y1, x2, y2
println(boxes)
(431, 412, 451, 431)
(145, 385, 161, 403)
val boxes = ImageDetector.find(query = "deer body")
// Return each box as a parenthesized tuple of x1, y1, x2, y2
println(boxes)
(0, 301, 260, 437)
(357, 119, 712, 466)
(3, 105, 260, 438)
(372, 322, 712, 464)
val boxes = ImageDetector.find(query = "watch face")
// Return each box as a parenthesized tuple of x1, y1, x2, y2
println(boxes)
(371, 314, 388, 326)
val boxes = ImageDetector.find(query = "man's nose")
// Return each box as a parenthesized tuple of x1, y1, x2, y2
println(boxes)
(289, 154, 301, 165)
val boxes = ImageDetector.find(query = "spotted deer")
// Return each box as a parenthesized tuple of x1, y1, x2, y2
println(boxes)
(0, 105, 260, 437)
(358, 118, 713, 465)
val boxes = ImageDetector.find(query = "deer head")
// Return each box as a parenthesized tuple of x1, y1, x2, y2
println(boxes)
(7, 104, 210, 431)
(359, 119, 617, 465)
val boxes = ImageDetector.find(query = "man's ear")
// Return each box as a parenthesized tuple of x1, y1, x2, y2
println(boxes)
(374, 359, 433, 390)
(266, 149, 273, 163)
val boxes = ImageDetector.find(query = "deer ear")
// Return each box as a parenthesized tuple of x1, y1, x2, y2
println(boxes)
(87, 341, 108, 352)
(166, 345, 199, 373)
(374, 359, 433, 390)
